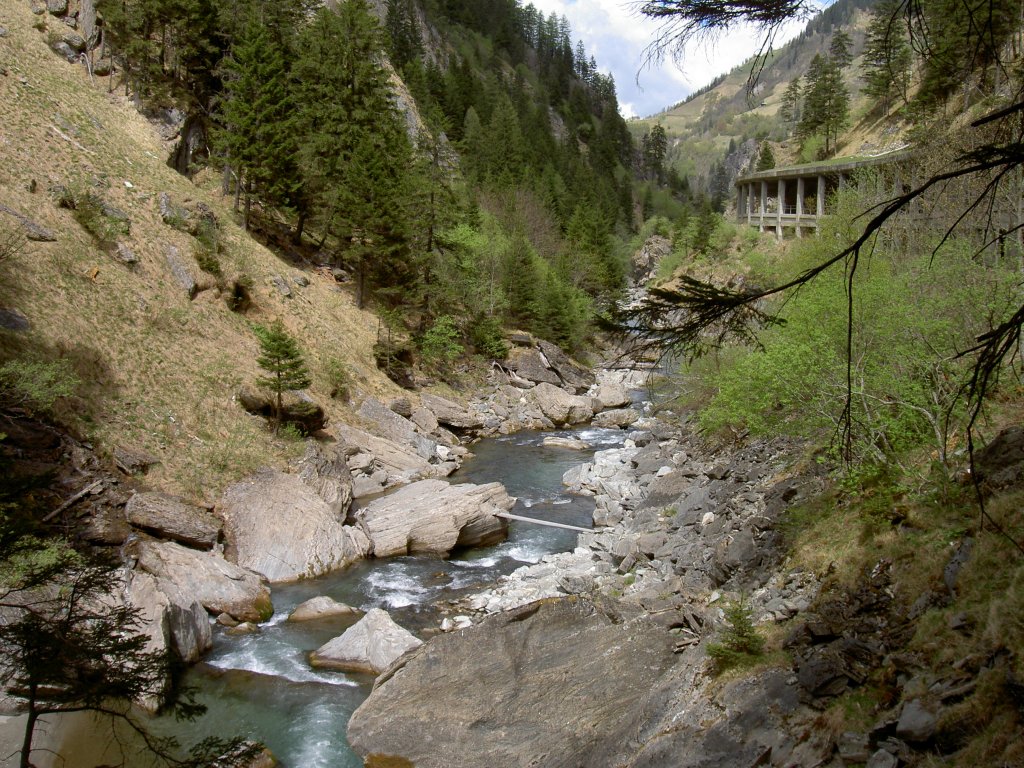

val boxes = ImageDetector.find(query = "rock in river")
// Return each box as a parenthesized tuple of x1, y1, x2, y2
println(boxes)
(218, 468, 370, 582)
(130, 539, 272, 623)
(353, 478, 513, 557)
(347, 597, 676, 768)
(310, 608, 421, 675)
(288, 596, 358, 622)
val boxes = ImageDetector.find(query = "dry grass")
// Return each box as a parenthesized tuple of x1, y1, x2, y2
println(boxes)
(0, 4, 408, 500)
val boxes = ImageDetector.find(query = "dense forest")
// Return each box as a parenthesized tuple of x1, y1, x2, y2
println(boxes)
(90, 0, 657, 357)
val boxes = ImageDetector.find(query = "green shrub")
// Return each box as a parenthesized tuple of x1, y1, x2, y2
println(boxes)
(193, 247, 222, 278)
(470, 316, 509, 359)
(707, 598, 765, 672)
(696, 224, 1019, 466)
(419, 315, 464, 366)
(323, 357, 353, 401)
(60, 185, 130, 244)
(0, 358, 79, 414)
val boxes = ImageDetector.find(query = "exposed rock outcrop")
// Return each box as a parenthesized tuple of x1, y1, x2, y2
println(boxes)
(125, 492, 221, 549)
(347, 597, 677, 767)
(218, 467, 370, 582)
(310, 608, 421, 675)
(419, 392, 484, 430)
(288, 596, 358, 622)
(531, 382, 593, 426)
(295, 442, 353, 516)
(130, 539, 272, 623)
(353, 479, 512, 557)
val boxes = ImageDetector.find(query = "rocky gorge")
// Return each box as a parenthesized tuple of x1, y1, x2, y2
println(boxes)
(347, 401, 1024, 767)
(5, 329, 1021, 767)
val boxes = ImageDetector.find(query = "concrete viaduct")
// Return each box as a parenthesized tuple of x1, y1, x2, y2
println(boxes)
(734, 150, 911, 237)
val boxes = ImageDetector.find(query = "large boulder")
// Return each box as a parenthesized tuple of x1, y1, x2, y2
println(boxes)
(125, 569, 211, 666)
(125, 492, 221, 549)
(506, 347, 560, 385)
(353, 479, 512, 557)
(310, 608, 421, 674)
(537, 340, 595, 392)
(295, 442, 353, 516)
(130, 539, 272, 623)
(592, 407, 640, 429)
(358, 397, 438, 461)
(288, 596, 358, 622)
(347, 597, 677, 767)
(419, 392, 484, 430)
(338, 425, 432, 479)
(531, 382, 594, 426)
(237, 386, 326, 434)
(974, 424, 1024, 494)
(218, 468, 370, 582)
(593, 381, 632, 409)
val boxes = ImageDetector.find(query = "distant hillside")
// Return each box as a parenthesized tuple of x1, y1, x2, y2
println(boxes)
(635, 0, 883, 198)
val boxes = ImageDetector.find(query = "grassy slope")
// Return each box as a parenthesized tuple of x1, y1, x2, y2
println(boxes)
(0, 3, 408, 504)
(633, 8, 916, 180)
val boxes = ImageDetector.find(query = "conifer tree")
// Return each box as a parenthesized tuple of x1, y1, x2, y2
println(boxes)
(829, 28, 854, 69)
(386, 0, 422, 70)
(862, 0, 912, 114)
(779, 76, 802, 124)
(798, 54, 849, 156)
(756, 141, 775, 171)
(294, 2, 415, 307)
(214, 14, 297, 229)
(253, 320, 311, 434)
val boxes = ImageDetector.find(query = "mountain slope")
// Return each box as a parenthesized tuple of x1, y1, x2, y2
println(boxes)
(0, 2, 407, 501)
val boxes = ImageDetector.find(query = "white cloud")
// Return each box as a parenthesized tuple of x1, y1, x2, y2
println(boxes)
(525, 0, 810, 118)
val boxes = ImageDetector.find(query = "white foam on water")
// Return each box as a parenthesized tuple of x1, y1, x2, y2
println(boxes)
(363, 567, 431, 608)
(551, 498, 572, 505)
(452, 554, 501, 569)
(208, 647, 356, 688)
(290, 702, 352, 768)
(505, 542, 545, 563)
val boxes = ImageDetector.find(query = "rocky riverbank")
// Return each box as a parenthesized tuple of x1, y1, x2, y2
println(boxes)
(347, 405, 1021, 768)
(7, 336, 653, 716)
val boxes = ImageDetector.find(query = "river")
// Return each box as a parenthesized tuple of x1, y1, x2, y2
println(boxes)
(163, 424, 632, 766)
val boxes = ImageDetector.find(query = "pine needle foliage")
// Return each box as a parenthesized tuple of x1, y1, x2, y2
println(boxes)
(253, 320, 311, 435)
(707, 597, 765, 672)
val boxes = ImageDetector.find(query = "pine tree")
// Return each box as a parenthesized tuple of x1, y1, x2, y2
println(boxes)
(386, 0, 422, 70)
(214, 13, 298, 229)
(294, 2, 416, 308)
(862, 0, 912, 114)
(798, 54, 849, 156)
(254, 320, 311, 434)
(829, 28, 854, 69)
(779, 76, 802, 124)
(641, 124, 668, 183)
(755, 141, 775, 171)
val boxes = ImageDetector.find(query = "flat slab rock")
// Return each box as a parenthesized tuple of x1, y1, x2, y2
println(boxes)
(347, 597, 677, 768)
(310, 608, 421, 674)
(354, 478, 513, 557)
(125, 491, 221, 549)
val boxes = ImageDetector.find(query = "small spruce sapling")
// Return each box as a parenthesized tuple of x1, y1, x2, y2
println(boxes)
(253, 320, 312, 434)
(707, 597, 765, 672)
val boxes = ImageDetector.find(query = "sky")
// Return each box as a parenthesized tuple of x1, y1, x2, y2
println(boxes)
(526, 0, 814, 119)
